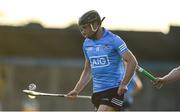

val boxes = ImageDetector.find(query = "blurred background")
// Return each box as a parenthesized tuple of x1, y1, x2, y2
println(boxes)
(0, 0, 179, 111)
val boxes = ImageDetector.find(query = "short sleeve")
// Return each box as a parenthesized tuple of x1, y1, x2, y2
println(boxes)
(113, 35, 128, 56)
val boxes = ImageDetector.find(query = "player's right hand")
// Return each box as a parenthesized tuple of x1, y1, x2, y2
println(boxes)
(118, 83, 128, 96)
(136, 65, 140, 70)
(66, 89, 78, 99)
(153, 77, 164, 89)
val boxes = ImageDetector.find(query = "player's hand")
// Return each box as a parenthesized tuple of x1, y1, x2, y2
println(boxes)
(136, 65, 140, 70)
(66, 89, 79, 99)
(117, 83, 128, 96)
(153, 77, 164, 89)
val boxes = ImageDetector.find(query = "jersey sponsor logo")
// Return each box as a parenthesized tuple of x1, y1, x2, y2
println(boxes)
(89, 55, 110, 68)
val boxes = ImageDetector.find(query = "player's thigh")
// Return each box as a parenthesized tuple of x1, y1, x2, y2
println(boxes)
(98, 104, 114, 111)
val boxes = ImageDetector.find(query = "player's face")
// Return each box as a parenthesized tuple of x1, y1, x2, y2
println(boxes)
(79, 24, 94, 38)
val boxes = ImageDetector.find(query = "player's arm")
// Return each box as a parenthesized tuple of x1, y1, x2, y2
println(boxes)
(162, 66, 180, 83)
(154, 66, 180, 88)
(122, 50, 138, 86)
(67, 59, 91, 97)
(118, 50, 138, 95)
(73, 59, 91, 93)
(113, 35, 138, 95)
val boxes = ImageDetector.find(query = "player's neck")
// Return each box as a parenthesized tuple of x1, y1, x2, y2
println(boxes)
(95, 27, 103, 40)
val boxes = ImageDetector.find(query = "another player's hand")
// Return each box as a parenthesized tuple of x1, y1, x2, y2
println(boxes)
(118, 83, 128, 96)
(153, 77, 165, 89)
(66, 89, 79, 99)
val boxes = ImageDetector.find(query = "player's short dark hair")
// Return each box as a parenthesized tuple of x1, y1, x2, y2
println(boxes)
(78, 10, 101, 26)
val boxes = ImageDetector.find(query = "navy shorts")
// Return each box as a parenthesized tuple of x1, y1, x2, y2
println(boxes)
(91, 87, 124, 111)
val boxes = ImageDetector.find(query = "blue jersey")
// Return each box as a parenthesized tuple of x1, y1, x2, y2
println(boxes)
(83, 28, 129, 93)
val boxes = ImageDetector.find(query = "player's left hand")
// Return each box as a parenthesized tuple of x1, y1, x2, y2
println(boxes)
(117, 84, 128, 96)
(66, 89, 79, 100)
(153, 77, 164, 89)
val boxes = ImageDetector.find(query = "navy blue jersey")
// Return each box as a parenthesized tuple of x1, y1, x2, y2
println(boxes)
(83, 28, 129, 93)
